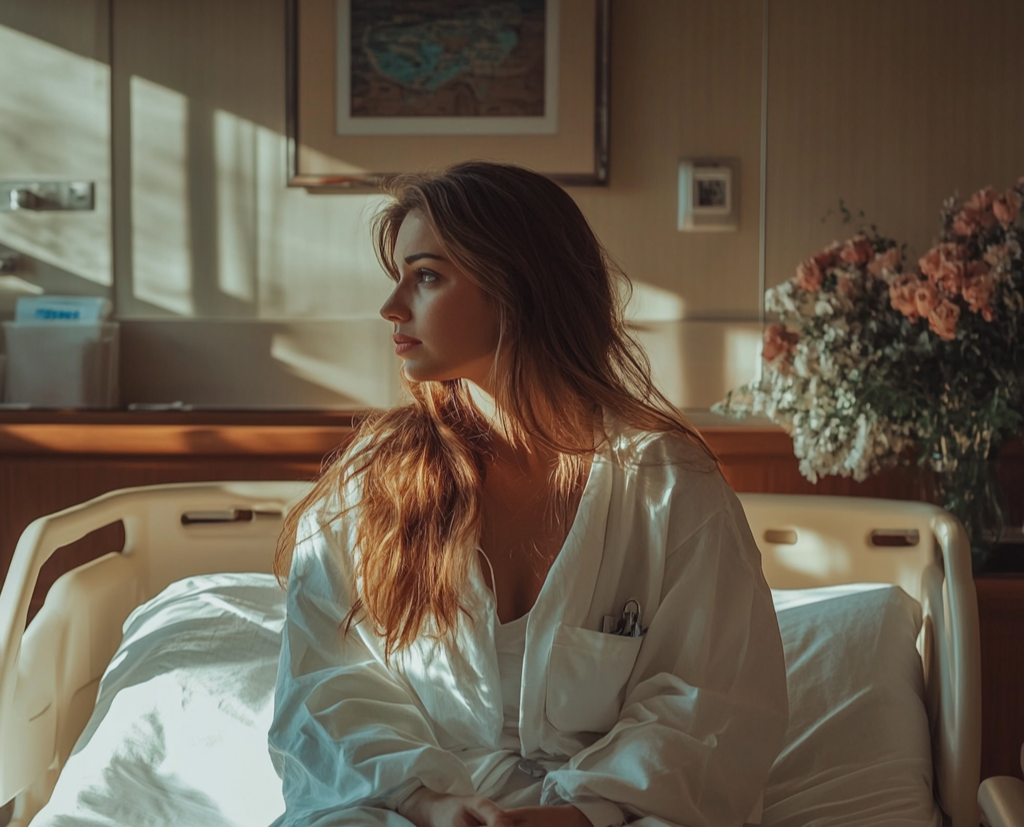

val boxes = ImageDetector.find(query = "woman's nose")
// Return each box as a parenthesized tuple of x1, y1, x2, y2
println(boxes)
(379, 287, 409, 323)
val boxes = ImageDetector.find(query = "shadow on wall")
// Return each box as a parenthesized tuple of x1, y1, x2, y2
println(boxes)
(119, 318, 401, 410)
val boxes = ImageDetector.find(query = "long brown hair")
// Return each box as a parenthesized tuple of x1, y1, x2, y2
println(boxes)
(275, 161, 716, 660)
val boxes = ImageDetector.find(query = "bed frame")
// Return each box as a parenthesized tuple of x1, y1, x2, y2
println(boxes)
(0, 483, 981, 827)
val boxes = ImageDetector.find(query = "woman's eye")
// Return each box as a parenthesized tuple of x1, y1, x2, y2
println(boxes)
(417, 269, 439, 283)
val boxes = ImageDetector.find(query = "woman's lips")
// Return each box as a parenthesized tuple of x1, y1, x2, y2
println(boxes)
(392, 334, 420, 355)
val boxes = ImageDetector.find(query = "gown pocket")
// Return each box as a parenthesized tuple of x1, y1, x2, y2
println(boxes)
(545, 623, 644, 734)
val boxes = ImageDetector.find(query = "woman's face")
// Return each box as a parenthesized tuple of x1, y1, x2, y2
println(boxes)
(379, 211, 501, 389)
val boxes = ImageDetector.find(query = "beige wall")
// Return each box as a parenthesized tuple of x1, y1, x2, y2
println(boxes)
(4, 1, 1023, 410)
(109, 0, 766, 410)
(765, 0, 1024, 288)
(0, 0, 112, 293)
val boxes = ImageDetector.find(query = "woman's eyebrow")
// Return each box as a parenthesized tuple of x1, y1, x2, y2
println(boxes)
(404, 252, 448, 265)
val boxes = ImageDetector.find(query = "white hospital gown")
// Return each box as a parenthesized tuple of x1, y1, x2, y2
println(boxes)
(268, 418, 789, 827)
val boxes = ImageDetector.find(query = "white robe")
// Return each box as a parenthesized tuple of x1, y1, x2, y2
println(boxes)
(268, 419, 789, 827)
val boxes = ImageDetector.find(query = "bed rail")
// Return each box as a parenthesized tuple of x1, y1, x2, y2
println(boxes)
(738, 493, 981, 827)
(0, 481, 309, 820)
(0, 486, 981, 827)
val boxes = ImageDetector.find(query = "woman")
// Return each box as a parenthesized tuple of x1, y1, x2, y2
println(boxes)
(268, 162, 788, 827)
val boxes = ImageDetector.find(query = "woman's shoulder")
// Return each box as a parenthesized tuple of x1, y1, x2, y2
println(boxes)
(603, 414, 719, 474)
(602, 414, 745, 530)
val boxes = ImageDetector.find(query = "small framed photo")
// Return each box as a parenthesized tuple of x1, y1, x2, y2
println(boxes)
(677, 159, 738, 232)
(692, 168, 732, 215)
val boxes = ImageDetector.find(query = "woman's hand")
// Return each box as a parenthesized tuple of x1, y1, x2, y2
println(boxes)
(397, 788, 507, 827)
(496, 805, 590, 826)
(397, 789, 589, 827)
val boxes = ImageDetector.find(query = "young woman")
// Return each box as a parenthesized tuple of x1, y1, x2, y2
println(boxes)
(268, 162, 788, 827)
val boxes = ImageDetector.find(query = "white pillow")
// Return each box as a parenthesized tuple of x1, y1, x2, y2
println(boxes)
(757, 584, 940, 827)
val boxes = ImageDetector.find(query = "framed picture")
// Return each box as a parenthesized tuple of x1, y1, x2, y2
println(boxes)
(286, 0, 610, 189)
(677, 159, 739, 232)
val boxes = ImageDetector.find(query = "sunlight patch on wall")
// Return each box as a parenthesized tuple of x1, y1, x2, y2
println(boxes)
(0, 24, 111, 286)
(625, 280, 687, 406)
(631, 319, 765, 410)
(255, 128, 389, 319)
(130, 75, 192, 315)
(724, 325, 763, 389)
(213, 109, 257, 304)
(622, 280, 687, 323)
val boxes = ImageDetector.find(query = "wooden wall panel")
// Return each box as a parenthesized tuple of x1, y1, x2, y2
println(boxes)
(976, 577, 1024, 783)
(765, 0, 1024, 289)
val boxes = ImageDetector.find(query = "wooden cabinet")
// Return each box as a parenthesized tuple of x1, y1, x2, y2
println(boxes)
(975, 576, 1024, 783)
(1, 412, 1022, 780)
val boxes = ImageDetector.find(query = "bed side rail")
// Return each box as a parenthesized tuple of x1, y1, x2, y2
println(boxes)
(0, 481, 309, 810)
(737, 494, 980, 827)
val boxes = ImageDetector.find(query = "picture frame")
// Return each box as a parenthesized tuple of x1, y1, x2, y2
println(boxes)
(285, 0, 610, 190)
(677, 159, 739, 232)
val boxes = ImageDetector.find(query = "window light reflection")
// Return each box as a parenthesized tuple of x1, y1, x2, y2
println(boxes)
(130, 75, 192, 315)
(0, 24, 111, 286)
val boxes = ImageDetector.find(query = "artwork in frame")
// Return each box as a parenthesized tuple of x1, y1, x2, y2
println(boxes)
(286, 0, 610, 189)
(676, 159, 739, 233)
(338, 0, 560, 137)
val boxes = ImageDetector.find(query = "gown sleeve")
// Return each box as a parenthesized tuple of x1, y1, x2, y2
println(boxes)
(542, 496, 790, 827)
(267, 504, 476, 826)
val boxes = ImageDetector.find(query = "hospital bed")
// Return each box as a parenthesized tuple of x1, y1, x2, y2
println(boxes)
(0, 482, 1004, 826)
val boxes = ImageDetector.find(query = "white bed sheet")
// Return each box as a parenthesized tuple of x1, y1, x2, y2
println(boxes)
(30, 573, 286, 827)
(29, 576, 939, 827)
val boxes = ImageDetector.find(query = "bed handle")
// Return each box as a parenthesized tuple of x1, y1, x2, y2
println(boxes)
(180, 507, 283, 525)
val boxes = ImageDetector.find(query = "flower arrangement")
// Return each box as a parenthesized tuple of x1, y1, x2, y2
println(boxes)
(713, 177, 1024, 556)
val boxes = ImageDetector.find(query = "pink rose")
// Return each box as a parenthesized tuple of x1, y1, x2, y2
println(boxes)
(795, 258, 823, 292)
(867, 245, 902, 276)
(928, 299, 960, 341)
(836, 275, 858, 297)
(840, 235, 873, 265)
(962, 262, 995, 317)
(953, 210, 981, 237)
(993, 190, 1021, 228)
(889, 273, 922, 322)
(919, 248, 943, 278)
(914, 281, 939, 317)
(762, 324, 799, 363)
(919, 243, 962, 276)
(933, 258, 965, 295)
(812, 243, 841, 270)
(921, 243, 967, 292)
(966, 186, 997, 212)
(984, 244, 1010, 268)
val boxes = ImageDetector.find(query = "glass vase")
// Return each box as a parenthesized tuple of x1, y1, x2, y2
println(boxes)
(929, 456, 1008, 573)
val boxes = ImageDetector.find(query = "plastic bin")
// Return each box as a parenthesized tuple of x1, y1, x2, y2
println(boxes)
(2, 321, 119, 408)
